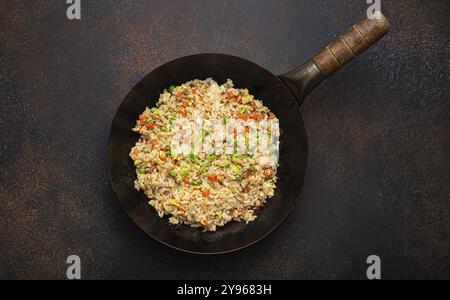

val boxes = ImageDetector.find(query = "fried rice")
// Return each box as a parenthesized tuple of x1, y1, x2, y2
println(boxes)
(129, 79, 279, 232)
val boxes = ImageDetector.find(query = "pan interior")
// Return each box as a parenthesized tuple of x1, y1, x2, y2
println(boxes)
(108, 54, 308, 254)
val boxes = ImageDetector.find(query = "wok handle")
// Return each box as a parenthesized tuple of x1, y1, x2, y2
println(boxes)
(314, 11, 390, 76)
(279, 12, 390, 103)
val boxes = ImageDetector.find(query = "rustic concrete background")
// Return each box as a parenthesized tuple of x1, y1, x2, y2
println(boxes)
(0, 0, 448, 279)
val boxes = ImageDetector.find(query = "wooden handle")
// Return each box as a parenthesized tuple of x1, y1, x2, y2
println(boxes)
(313, 11, 391, 76)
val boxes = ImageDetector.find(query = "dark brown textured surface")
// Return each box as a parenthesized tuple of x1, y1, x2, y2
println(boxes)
(0, 0, 449, 279)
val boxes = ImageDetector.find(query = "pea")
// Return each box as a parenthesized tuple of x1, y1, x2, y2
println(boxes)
(180, 166, 190, 177)
(168, 86, 176, 93)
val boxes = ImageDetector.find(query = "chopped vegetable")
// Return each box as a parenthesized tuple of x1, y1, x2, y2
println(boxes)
(202, 189, 210, 197)
(200, 161, 209, 173)
(179, 109, 187, 117)
(139, 114, 148, 122)
(249, 165, 257, 172)
(189, 153, 200, 164)
(202, 129, 210, 139)
(193, 178, 202, 186)
(169, 199, 180, 207)
(180, 166, 190, 177)
(146, 123, 154, 130)
(231, 164, 242, 175)
(264, 168, 274, 178)
(168, 85, 176, 93)
(201, 219, 212, 227)
(170, 170, 177, 177)
(227, 90, 237, 98)
(132, 148, 140, 156)
(208, 153, 216, 161)
(232, 153, 242, 160)
(235, 175, 243, 181)
(239, 113, 249, 121)
(250, 113, 265, 121)
(137, 166, 145, 174)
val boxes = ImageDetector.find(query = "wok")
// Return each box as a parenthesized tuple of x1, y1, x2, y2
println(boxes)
(108, 12, 390, 254)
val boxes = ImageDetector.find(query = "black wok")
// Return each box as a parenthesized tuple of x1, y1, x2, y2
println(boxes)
(108, 13, 390, 254)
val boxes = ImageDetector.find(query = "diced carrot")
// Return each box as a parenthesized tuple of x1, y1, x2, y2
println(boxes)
(139, 114, 148, 122)
(179, 110, 187, 117)
(239, 114, 249, 121)
(146, 123, 154, 130)
(269, 113, 276, 120)
(183, 177, 190, 184)
(201, 219, 211, 227)
(227, 90, 236, 98)
(207, 174, 217, 182)
(132, 148, 140, 156)
(181, 101, 189, 108)
(161, 155, 167, 162)
(202, 189, 210, 197)
(264, 168, 274, 178)
(249, 113, 263, 120)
